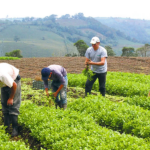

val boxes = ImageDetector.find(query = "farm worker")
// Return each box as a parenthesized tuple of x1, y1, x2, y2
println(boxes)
(0, 63, 21, 137)
(85, 37, 108, 97)
(41, 65, 68, 110)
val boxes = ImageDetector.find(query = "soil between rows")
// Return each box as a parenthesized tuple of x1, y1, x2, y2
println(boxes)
(0, 56, 150, 79)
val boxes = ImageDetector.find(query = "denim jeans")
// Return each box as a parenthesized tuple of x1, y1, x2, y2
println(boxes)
(51, 76, 68, 105)
(1, 79, 21, 115)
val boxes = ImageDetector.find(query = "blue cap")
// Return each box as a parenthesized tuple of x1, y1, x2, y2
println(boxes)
(41, 68, 51, 80)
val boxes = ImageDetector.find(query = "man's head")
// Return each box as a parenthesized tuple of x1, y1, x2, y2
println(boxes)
(90, 37, 100, 44)
(41, 67, 51, 80)
(90, 37, 100, 50)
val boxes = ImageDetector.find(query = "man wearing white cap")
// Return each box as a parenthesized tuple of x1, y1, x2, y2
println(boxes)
(85, 37, 107, 96)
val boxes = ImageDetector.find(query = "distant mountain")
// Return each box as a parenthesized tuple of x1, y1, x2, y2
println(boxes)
(95, 17, 150, 44)
(0, 14, 144, 57)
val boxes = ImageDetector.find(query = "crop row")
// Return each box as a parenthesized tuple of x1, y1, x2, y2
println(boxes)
(67, 73, 150, 97)
(18, 101, 150, 150)
(68, 95, 150, 139)
(0, 126, 29, 150)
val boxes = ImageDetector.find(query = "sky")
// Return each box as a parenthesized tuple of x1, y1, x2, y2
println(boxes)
(0, 0, 150, 20)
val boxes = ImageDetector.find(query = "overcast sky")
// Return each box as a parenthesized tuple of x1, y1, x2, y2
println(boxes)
(0, 0, 150, 20)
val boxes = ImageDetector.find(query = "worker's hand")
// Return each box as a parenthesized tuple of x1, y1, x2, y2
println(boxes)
(53, 92, 58, 98)
(7, 98, 13, 106)
(86, 60, 91, 65)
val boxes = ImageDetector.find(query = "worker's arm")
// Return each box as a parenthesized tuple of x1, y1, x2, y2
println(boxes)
(53, 84, 64, 97)
(7, 81, 17, 105)
(45, 88, 49, 97)
(87, 57, 106, 66)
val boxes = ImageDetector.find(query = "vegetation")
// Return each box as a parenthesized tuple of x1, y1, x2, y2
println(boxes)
(121, 47, 137, 57)
(2, 71, 150, 149)
(74, 40, 89, 56)
(95, 17, 150, 44)
(136, 44, 150, 57)
(0, 57, 20, 60)
(105, 45, 116, 56)
(14, 35, 20, 42)
(5, 49, 23, 58)
(0, 14, 146, 57)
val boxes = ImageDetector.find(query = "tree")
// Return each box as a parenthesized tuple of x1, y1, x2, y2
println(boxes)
(14, 35, 20, 42)
(121, 47, 137, 57)
(74, 40, 88, 56)
(136, 44, 150, 57)
(105, 45, 116, 56)
(5, 49, 23, 58)
(60, 14, 70, 19)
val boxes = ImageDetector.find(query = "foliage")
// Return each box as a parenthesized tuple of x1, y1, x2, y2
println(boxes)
(0, 126, 29, 149)
(18, 101, 150, 149)
(136, 44, 150, 57)
(74, 40, 88, 56)
(69, 95, 150, 139)
(9, 74, 150, 149)
(82, 67, 95, 81)
(95, 17, 150, 44)
(67, 72, 150, 97)
(0, 56, 20, 60)
(65, 53, 78, 57)
(121, 47, 137, 57)
(105, 45, 116, 56)
(14, 35, 20, 42)
(0, 15, 146, 57)
(5, 49, 23, 58)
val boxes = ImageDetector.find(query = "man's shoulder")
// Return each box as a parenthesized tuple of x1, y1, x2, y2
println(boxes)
(99, 46, 106, 51)
(99, 46, 107, 53)
(86, 47, 93, 52)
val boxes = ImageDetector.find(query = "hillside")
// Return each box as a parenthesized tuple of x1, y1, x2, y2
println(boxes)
(95, 17, 150, 44)
(0, 15, 145, 57)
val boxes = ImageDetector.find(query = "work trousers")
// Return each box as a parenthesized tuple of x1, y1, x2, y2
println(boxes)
(85, 72, 107, 96)
(51, 76, 68, 105)
(1, 78, 21, 115)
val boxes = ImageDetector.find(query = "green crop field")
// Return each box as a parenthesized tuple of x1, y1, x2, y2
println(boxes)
(1, 71, 150, 149)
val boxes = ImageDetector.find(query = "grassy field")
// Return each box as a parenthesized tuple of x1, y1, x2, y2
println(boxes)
(0, 24, 144, 57)
(0, 25, 78, 57)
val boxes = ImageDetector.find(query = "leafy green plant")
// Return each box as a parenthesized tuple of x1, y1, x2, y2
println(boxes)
(82, 68, 95, 81)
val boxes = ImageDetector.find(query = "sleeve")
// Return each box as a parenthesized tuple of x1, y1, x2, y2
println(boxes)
(43, 80, 48, 89)
(1, 74, 14, 88)
(85, 48, 90, 59)
(101, 48, 108, 58)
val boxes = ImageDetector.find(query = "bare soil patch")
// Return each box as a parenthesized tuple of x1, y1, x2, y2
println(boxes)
(0, 56, 150, 79)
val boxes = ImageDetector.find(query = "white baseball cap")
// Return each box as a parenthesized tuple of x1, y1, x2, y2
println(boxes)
(90, 37, 100, 44)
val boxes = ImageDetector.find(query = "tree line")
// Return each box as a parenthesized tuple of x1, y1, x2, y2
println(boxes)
(69, 40, 150, 57)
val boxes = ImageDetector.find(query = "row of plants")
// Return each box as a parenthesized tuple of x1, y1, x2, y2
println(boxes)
(0, 56, 20, 60)
(68, 95, 150, 139)
(108, 71, 150, 84)
(18, 101, 150, 150)
(21, 78, 150, 118)
(67, 72, 150, 97)
(1, 76, 150, 149)
(106, 94, 150, 111)
(0, 126, 30, 150)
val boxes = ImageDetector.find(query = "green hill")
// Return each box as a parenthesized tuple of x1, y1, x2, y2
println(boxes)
(0, 14, 145, 57)
(0, 24, 78, 57)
